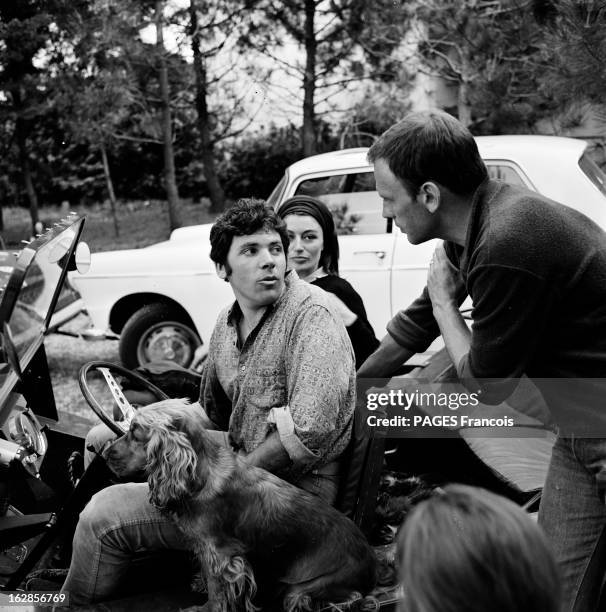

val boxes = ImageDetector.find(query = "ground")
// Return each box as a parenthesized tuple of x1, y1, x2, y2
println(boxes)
(46, 313, 119, 428)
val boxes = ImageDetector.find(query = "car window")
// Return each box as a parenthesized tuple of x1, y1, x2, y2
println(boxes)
(294, 171, 388, 235)
(485, 163, 528, 187)
(579, 153, 606, 196)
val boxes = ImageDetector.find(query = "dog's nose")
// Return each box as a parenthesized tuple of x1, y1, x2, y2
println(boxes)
(93, 441, 114, 461)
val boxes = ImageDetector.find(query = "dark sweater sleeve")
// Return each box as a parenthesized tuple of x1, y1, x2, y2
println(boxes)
(459, 264, 555, 404)
(387, 286, 441, 352)
(312, 276, 379, 368)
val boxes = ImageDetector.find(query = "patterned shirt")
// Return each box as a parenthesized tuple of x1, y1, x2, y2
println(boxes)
(198, 271, 355, 480)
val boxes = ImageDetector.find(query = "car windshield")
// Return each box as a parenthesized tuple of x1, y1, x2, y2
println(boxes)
(579, 153, 606, 196)
(1, 222, 82, 366)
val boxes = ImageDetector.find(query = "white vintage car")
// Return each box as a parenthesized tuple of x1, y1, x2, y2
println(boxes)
(70, 136, 606, 369)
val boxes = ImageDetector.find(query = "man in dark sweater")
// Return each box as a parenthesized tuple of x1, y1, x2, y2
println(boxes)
(358, 110, 606, 612)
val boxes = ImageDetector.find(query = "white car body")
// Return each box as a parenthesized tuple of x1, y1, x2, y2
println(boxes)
(70, 136, 606, 368)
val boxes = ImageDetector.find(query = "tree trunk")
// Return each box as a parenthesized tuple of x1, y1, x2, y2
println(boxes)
(100, 141, 120, 237)
(15, 116, 39, 235)
(457, 80, 472, 128)
(156, 0, 183, 231)
(189, 0, 226, 213)
(302, 0, 317, 157)
(457, 44, 473, 128)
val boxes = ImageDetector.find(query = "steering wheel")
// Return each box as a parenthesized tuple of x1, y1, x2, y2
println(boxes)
(78, 360, 169, 435)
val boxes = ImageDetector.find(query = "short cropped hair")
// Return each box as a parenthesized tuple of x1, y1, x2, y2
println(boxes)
(209, 198, 289, 267)
(367, 110, 488, 196)
(397, 485, 560, 612)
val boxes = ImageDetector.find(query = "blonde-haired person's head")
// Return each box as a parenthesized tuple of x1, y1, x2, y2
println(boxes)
(397, 485, 561, 612)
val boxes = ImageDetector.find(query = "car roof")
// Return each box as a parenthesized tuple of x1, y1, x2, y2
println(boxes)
(476, 135, 586, 163)
(284, 135, 587, 175)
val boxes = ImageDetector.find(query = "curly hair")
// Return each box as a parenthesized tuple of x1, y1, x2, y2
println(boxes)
(367, 110, 487, 197)
(209, 198, 289, 267)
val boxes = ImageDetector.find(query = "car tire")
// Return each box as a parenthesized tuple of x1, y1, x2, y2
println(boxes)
(119, 303, 201, 370)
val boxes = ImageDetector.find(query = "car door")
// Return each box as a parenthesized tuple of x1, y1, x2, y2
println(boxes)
(290, 169, 396, 336)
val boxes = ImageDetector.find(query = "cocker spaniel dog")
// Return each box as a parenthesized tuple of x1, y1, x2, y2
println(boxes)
(104, 399, 377, 612)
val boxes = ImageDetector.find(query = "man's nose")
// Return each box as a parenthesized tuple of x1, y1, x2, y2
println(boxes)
(382, 202, 392, 219)
(259, 249, 276, 268)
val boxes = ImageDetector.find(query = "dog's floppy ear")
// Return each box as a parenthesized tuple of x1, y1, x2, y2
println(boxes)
(146, 416, 206, 512)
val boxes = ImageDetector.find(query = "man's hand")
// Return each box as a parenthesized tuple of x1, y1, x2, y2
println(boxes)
(240, 431, 291, 473)
(427, 243, 464, 311)
(426, 243, 471, 376)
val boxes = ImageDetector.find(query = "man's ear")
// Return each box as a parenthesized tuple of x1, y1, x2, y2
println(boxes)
(417, 182, 441, 214)
(216, 262, 228, 281)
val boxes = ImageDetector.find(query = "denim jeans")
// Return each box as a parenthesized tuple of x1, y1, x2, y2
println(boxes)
(60, 482, 187, 605)
(538, 435, 606, 612)
(63, 433, 339, 605)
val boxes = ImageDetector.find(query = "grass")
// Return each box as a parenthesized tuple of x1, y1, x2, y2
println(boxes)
(1, 197, 219, 251)
(4, 199, 221, 426)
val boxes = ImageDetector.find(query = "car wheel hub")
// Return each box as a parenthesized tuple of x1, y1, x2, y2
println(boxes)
(137, 321, 199, 367)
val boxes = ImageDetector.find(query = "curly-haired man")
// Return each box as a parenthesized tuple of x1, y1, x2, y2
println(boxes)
(62, 199, 355, 605)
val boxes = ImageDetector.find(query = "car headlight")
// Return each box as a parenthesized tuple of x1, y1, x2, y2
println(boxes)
(0, 408, 47, 475)
(0, 438, 28, 466)
(8, 409, 47, 456)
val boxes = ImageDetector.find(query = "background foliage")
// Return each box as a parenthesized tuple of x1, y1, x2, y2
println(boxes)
(0, 0, 605, 241)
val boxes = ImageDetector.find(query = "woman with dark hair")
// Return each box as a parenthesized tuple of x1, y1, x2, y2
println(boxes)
(397, 485, 561, 612)
(277, 195, 379, 367)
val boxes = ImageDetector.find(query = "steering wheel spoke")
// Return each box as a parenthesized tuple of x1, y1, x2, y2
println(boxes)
(98, 367, 137, 423)
(78, 361, 169, 435)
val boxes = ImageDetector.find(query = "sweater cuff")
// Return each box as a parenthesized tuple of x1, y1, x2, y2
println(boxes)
(267, 405, 319, 466)
(386, 313, 435, 353)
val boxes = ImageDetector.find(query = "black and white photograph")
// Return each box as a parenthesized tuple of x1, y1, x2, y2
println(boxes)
(1, 1, 605, 610)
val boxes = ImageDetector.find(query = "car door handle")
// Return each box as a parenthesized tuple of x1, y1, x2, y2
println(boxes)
(353, 250, 386, 259)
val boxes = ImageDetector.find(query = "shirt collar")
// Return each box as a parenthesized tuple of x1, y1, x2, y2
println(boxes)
(300, 267, 327, 283)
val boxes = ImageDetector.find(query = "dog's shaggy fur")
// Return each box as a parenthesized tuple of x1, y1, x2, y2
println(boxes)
(104, 399, 377, 612)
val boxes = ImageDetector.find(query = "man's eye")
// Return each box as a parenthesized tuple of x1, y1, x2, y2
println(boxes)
(271, 245, 283, 253)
